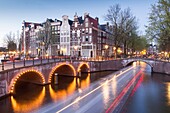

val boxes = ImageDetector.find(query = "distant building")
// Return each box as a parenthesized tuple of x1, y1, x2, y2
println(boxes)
(21, 21, 42, 56)
(60, 15, 73, 56)
(70, 13, 83, 57)
(21, 13, 114, 58)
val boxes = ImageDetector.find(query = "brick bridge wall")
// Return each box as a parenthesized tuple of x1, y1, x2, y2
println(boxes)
(1, 59, 169, 98)
(0, 60, 124, 98)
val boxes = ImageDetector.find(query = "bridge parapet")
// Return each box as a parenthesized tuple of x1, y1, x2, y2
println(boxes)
(123, 58, 170, 74)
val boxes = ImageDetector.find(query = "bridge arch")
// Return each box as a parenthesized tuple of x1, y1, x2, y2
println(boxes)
(77, 62, 90, 73)
(9, 69, 45, 94)
(125, 60, 153, 72)
(48, 63, 76, 83)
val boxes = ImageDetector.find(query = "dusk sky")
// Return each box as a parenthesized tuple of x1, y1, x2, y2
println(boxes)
(0, 0, 158, 46)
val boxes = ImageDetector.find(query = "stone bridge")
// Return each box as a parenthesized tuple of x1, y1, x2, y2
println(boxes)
(0, 58, 169, 98)
(122, 58, 170, 74)
(0, 60, 123, 97)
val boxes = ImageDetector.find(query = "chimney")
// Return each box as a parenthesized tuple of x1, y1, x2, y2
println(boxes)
(84, 12, 89, 18)
(95, 17, 99, 23)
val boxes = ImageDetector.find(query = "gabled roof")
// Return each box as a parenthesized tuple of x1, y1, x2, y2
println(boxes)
(99, 24, 107, 31)
(78, 16, 84, 24)
(68, 19, 73, 25)
(87, 15, 98, 28)
(23, 21, 42, 29)
(47, 18, 54, 22)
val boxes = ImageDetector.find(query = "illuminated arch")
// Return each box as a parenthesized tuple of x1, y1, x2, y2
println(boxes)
(77, 62, 90, 72)
(9, 69, 45, 94)
(48, 63, 76, 83)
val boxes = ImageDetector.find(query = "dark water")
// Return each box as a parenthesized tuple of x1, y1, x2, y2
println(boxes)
(1, 62, 170, 113)
(121, 62, 170, 113)
(0, 71, 114, 113)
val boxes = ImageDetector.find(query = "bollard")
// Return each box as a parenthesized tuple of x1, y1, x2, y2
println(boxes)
(2, 62, 4, 70)
(13, 60, 15, 68)
(23, 58, 25, 66)
(33, 57, 34, 65)
(41, 57, 42, 64)
(48, 56, 49, 63)
(54, 73, 58, 84)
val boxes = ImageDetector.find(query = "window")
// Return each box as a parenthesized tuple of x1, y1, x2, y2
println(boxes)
(85, 22, 88, 27)
(89, 28, 92, 33)
(85, 18, 88, 22)
(82, 29, 85, 33)
(86, 28, 88, 33)
(64, 37, 66, 42)
(61, 37, 63, 42)
(89, 36, 92, 42)
(67, 37, 69, 42)
(75, 22, 77, 27)
(85, 36, 88, 41)
(77, 30, 80, 37)
(82, 45, 92, 49)
(82, 36, 85, 42)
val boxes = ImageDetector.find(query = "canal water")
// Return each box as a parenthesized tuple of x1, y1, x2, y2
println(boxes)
(0, 71, 114, 113)
(121, 62, 170, 113)
(0, 62, 170, 113)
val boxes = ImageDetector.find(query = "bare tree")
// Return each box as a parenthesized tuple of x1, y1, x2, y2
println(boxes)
(4, 32, 17, 51)
(105, 4, 138, 58)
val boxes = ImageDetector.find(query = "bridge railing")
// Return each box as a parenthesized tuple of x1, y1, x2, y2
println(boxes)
(0, 56, 127, 72)
(0, 56, 168, 72)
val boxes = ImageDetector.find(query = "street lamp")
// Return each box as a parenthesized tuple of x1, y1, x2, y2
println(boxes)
(105, 45, 109, 60)
(73, 46, 78, 59)
(113, 46, 116, 59)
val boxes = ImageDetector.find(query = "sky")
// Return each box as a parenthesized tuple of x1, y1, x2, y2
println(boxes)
(0, 0, 158, 46)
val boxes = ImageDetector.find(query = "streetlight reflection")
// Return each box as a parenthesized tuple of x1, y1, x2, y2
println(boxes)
(11, 87, 45, 113)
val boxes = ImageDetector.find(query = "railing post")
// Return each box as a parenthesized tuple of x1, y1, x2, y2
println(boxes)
(23, 58, 25, 66)
(41, 57, 42, 64)
(13, 59, 15, 68)
(33, 57, 34, 65)
(2, 62, 4, 70)
(48, 56, 49, 63)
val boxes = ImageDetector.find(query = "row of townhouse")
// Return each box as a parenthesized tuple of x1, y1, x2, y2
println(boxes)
(21, 13, 115, 58)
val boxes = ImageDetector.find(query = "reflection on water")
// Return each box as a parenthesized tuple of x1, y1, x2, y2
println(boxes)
(11, 87, 45, 113)
(121, 62, 170, 113)
(49, 78, 77, 101)
(0, 71, 114, 113)
(166, 83, 170, 106)
(102, 80, 109, 108)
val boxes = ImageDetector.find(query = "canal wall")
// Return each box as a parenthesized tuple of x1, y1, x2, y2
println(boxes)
(153, 61, 170, 75)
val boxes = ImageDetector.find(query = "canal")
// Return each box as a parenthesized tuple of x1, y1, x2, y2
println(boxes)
(0, 62, 170, 113)
(0, 70, 115, 113)
(121, 62, 170, 113)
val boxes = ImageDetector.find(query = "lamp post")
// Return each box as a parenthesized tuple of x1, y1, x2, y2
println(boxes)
(113, 46, 116, 59)
(73, 46, 78, 60)
(105, 45, 109, 60)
